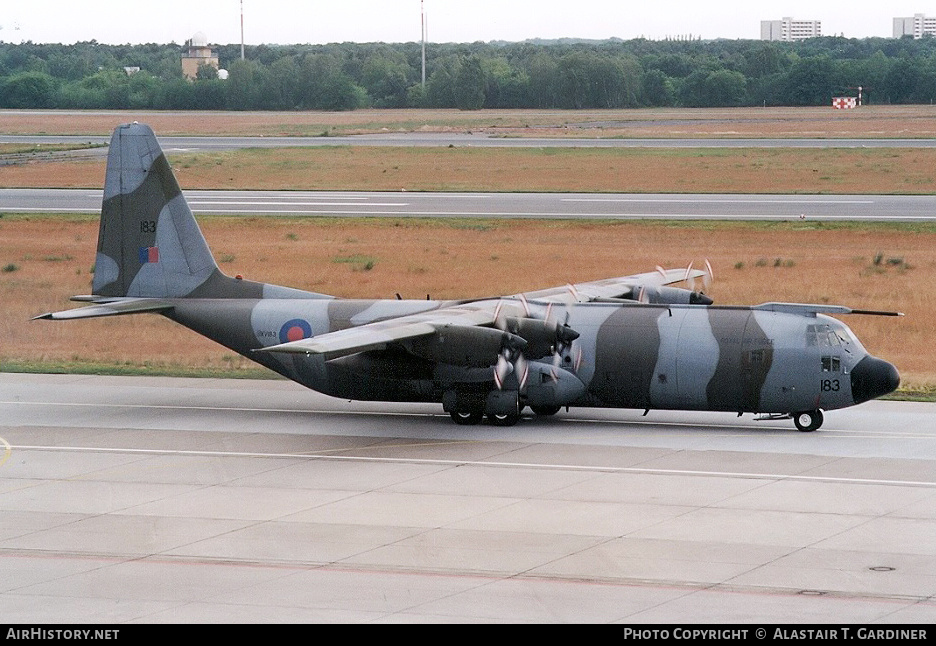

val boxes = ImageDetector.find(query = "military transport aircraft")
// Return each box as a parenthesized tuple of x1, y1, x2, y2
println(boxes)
(37, 123, 901, 431)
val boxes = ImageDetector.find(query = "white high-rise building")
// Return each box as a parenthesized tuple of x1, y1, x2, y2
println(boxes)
(894, 14, 936, 38)
(761, 17, 822, 41)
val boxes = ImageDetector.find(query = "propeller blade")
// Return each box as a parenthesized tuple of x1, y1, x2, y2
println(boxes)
(494, 354, 513, 390)
(515, 354, 529, 391)
(493, 301, 505, 330)
(518, 293, 531, 317)
(684, 261, 697, 292)
(704, 259, 714, 290)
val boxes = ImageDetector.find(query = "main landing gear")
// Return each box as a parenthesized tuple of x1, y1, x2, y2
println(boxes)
(445, 389, 526, 427)
(449, 410, 484, 425)
(448, 409, 522, 426)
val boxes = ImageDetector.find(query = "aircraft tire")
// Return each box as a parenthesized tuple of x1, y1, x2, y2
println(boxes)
(794, 410, 823, 432)
(487, 412, 521, 427)
(450, 410, 484, 425)
(530, 405, 561, 416)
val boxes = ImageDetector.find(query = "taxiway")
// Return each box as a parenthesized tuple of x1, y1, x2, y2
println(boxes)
(4, 188, 936, 221)
(1, 373, 935, 623)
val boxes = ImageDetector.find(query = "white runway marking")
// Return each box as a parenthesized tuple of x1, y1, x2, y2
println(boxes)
(8, 440, 936, 488)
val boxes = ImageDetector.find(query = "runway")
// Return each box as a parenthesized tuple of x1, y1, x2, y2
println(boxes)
(5, 188, 936, 221)
(2, 373, 935, 623)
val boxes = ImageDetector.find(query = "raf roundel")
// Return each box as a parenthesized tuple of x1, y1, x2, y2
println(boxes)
(279, 319, 312, 344)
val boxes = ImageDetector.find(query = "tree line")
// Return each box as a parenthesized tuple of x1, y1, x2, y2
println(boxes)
(3, 36, 936, 111)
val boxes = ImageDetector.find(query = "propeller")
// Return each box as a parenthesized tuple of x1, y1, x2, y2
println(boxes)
(685, 259, 714, 296)
(493, 332, 531, 391)
(492, 298, 581, 389)
(545, 303, 580, 382)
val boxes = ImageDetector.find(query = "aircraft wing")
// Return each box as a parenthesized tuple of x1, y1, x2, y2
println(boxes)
(520, 267, 706, 303)
(260, 302, 499, 357)
(262, 266, 705, 358)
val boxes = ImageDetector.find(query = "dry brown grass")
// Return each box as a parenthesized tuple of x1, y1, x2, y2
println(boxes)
(4, 147, 936, 194)
(4, 105, 936, 137)
(3, 216, 932, 389)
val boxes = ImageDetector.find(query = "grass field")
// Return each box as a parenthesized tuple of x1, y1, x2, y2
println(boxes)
(4, 146, 936, 195)
(3, 214, 932, 394)
(3, 105, 936, 138)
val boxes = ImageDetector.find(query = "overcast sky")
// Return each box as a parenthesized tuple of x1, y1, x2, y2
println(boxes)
(0, 1, 926, 45)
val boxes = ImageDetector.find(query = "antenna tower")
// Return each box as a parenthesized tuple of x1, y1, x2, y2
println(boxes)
(421, 1, 427, 86)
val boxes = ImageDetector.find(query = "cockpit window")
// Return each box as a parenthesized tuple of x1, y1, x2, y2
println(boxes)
(806, 324, 842, 347)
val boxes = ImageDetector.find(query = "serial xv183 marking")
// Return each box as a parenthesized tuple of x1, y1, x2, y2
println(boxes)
(37, 124, 902, 431)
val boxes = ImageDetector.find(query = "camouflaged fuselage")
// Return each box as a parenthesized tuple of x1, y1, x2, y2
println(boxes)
(166, 294, 886, 415)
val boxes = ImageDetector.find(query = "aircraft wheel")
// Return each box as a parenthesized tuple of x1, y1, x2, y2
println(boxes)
(793, 410, 823, 432)
(450, 410, 484, 425)
(530, 405, 561, 416)
(487, 412, 521, 427)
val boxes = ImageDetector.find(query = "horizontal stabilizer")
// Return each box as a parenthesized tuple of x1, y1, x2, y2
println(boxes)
(34, 298, 174, 320)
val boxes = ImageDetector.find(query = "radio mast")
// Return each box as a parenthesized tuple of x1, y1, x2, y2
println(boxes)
(421, 0, 426, 86)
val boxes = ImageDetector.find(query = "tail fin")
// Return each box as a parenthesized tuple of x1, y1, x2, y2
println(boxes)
(93, 123, 220, 298)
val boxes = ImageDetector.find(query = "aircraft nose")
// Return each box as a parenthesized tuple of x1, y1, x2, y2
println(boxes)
(851, 355, 900, 404)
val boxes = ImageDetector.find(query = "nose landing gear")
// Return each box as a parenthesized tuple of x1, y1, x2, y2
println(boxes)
(793, 409, 824, 432)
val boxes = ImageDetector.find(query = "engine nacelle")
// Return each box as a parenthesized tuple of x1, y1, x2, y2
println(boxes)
(626, 285, 713, 305)
(405, 325, 525, 367)
(501, 317, 580, 359)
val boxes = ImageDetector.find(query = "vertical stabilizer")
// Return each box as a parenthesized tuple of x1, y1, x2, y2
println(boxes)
(93, 123, 218, 298)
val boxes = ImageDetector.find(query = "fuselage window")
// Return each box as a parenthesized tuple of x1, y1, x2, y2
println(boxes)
(821, 356, 841, 372)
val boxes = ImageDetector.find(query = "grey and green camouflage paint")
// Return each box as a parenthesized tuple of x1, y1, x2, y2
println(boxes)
(39, 123, 900, 431)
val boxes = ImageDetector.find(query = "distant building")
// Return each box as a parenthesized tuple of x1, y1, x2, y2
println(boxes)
(181, 32, 219, 80)
(893, 14, 936, 38)
(761, 17, 822, 41)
